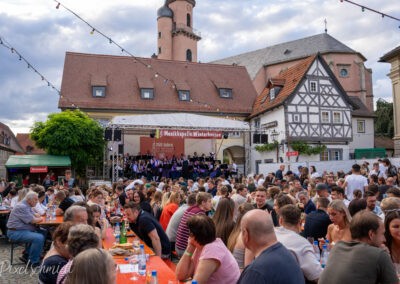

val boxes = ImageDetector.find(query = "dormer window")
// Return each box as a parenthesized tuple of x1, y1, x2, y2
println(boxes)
(219, 88, 232, 98)
(270, 88, 276, 100)
(141, 88, 154, 99)
(92, 86, 106, 97)
(178, 90, 190, 101)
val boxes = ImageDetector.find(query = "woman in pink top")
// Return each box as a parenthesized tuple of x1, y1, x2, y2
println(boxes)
(176, 215, 240, 284)
(159, 191, 181, 230)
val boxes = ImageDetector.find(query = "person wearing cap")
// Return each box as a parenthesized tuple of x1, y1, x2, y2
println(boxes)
(312, 183, 332, 204)
(343, 164, 368, 201)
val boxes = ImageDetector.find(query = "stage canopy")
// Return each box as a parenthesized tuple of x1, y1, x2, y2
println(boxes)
(109, 113, 250, 131)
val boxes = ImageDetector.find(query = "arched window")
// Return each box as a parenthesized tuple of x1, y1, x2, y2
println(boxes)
(187, 13, 191, 27)
(186, 49, 192, 62)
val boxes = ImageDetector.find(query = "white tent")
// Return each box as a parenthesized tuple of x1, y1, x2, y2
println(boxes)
(109, 113, 250, 131)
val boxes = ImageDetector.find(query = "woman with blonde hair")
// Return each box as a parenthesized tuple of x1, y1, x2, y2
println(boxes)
(159, 191, 181, 230)
(227, 203, 255, 271)
(326, 200, 352, 246)
(307, 182, 317, 199)
(65, 248, 116, 284)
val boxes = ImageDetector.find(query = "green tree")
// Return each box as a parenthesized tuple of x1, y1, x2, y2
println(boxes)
(374, 99, 394, 138)
(30, 110, 105, 176)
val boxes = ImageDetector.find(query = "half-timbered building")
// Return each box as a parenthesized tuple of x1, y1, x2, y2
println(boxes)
(249, 54, 373, 168)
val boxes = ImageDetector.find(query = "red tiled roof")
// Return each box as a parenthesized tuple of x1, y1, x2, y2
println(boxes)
(250, 55, 316, 118)
(15, 133, 46, 154)
(59, 52, 258, 116)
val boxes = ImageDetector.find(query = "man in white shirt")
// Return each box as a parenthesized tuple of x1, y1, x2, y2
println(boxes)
(275, 204, 322, 283)
(343, 164, 368, 201)
(368, 162, 384, 178)
(378, 159, 388, 179)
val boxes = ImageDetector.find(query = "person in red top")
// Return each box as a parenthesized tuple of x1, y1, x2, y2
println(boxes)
(159, 191, 181, 230)
(175, 192, 212, 257)
(22, 175, 30, 187)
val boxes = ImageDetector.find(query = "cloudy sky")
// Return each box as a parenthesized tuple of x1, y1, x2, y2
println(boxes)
(0, 0, 398, 134)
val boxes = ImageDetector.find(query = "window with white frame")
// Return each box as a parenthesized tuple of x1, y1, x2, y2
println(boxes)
(320, 148, 343, 161)
(321, 111, 330, 123)
(357, 120, 365, 133)
(310, 81, 317, 92)
(333, 112, 341, 123)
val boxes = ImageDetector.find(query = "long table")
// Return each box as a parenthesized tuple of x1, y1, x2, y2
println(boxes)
(103, 228, 179, 283)
(40, 215, 64, 226)
(102, 228, 155, 256)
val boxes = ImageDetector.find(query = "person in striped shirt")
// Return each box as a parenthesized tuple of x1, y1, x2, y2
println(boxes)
(175, 192, 212, 257)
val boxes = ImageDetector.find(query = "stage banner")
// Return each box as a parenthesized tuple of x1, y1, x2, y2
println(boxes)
(160, 130, 222, 139)
(140, 137, 184, 159)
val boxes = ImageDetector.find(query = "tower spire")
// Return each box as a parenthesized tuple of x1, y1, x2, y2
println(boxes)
(324, 19, 328, 33)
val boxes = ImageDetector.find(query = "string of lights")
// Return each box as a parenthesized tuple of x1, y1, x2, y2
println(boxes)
(0, 35, 61, 94)
(340, 0, 400, 25)
(52, 0, 227, 113)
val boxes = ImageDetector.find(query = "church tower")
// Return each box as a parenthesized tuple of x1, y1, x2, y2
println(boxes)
(157, 0, 201, 62)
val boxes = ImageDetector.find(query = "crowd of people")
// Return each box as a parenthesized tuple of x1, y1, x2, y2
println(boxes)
(0, 157, 399, 283)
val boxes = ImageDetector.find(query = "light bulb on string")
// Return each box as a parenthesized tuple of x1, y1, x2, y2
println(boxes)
(90, 28, 95, 35)
(109, 38, 112, 44)
(56, 2, 60, 9)
(154, 73, 159, 78)
(19, 56, 21, 61)
(11, 48, 14, 53)
(361, 7, 365, 12)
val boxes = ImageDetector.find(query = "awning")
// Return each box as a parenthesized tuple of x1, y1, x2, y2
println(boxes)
(5, 155, 71, 168)
(109, 113, 250, 131)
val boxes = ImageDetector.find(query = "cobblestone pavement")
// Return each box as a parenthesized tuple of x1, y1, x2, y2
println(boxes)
(0, 237, 39, 284)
